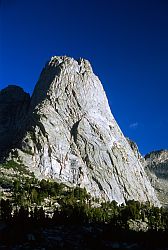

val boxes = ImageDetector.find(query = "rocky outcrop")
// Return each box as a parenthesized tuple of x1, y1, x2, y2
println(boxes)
(145, 150, 168, 206)
(127, 219, 149, 232)
(0, 56, 160, 205)
(127, 138, 145, 164)
(126, 138, 168, 207)
(145, 150, 168, 177)
(127, 139, 168, 207)
(0, 85, 30, 157)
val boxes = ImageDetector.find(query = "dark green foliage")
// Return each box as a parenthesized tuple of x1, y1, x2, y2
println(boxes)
(73, 186, 91, 201)
(11, 178, 66, 206)
(0, 199, 12, 221)
(1, 176, 168, 236)
(1, 160, 34, 177)
(1, 180, 168, 249)
(2, 160, 19, 170)
(0, 176, 13, 189)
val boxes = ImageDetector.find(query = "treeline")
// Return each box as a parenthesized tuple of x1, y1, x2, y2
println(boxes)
(1, 178, 168, 231)
(2, 197, 168, 230)
(1, 179, 168, 249)
(12, 178, 66, 205)
(1, 198, 168, 229)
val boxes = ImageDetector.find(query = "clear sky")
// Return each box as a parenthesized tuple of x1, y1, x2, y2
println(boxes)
(0, 0, 168, 155)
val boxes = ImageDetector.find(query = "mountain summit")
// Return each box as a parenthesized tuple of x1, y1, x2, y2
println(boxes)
(0, 56, 159, 205)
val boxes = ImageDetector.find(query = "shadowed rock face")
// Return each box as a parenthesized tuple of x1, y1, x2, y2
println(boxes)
(127, 138, 145, 164)
(145, 150, 168, 178)
(0, 57, 160, 205)
(145, 150, 168, 207)
(127, 140, 168, 207)
(0, 85, 30, 156)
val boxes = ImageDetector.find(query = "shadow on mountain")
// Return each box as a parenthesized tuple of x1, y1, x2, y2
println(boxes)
(0, 64, 59, 163)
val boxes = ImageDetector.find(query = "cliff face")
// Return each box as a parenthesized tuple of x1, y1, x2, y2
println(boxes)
(145, 150, 168, 206)
(127, 139, 168, 207)
(145, 150, 168, 175)
(0, 56, 160, 205)
(0, 85, 30, 157)
(127, 138, 145, 164)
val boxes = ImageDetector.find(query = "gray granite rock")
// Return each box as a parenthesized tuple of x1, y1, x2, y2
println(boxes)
(145, 150, 168, 207)
(0, 56, 160, 205)
(127, 139, 168, 207)
(127, 138, 145, 164)
(127, 219, 149, 232)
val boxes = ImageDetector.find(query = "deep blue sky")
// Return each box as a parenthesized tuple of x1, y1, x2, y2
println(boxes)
(0, 0, 168, 155)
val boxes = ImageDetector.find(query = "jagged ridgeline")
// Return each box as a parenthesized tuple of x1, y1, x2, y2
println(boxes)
(0, 56, 160, 205)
